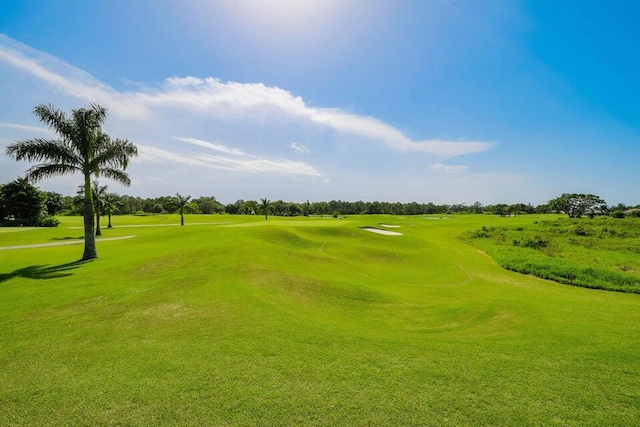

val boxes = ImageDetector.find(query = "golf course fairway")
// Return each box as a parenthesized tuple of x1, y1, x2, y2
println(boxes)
(1, 214, 638, 425)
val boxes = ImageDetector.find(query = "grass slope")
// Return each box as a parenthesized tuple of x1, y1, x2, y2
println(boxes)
(1, 214, 639, 425)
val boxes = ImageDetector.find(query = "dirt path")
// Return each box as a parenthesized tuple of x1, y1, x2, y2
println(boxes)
(0, 235, 135, 251)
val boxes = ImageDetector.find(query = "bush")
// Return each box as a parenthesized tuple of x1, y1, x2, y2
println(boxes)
(39, 216, 60, 227)
(611, 211, 625, 218)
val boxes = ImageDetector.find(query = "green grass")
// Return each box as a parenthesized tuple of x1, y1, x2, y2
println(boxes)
(1, 214, 639, 425)
(464, 217, 640, 293)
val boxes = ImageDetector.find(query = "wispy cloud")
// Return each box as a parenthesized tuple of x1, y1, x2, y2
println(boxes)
(136, 144, 321, 177)
(175, 137, 246, 156)
(290, 142, 310, 153)
(0, 122, 54, 135)
(0, 34, 494, 159)
(429, 163, 470, 173)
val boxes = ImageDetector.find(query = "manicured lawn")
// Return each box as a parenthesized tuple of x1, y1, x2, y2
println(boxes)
(1, 214, 638, 425)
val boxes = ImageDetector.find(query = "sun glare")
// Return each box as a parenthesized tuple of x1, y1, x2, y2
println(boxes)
(233, 0, 342, 33)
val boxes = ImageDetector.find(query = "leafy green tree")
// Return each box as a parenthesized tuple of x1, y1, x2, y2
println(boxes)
(259, 197, 271, 220)
(193, 196, 224, 214)
(272, 199, 287, 216)
(4, 103, 137, 260)
(176, 193, 191, 225)
(0, 177, 45, 225)
(549, 193, 608, 218)
(301, 200, 311, 216)
(44, 191, 64, 215)
(243, 200, 258, 215)
(317, 201, 328, 218)
(288, 202, 301, 216)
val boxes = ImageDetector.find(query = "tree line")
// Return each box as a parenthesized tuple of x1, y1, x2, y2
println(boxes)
(3, 178, 639, 224)
(3, 102, 639, 260)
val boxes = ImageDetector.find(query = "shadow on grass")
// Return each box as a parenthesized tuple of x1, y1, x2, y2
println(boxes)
(50, 236, 84, 241)
(0, 260, 91, 283)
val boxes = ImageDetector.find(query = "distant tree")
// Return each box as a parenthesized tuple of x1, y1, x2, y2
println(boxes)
(4, 103, 137, 260)
(301, 200, 311, 216)
(549, 193, 608, 218)
(243, 200, 258, 215)
(288, 202, 301, 216)
(471, 201, 484, 214)
(91, 181, 108, 235)
(493, 204, 508, 217)
(534, 203, 551, 214)
(259, 198, 271, 220)
(0, 184, 5, 221)
(271, 199, 287, 216)
(159, 196, 179, 214)
(611, 203, 628, 212)
(193, 196, 224, 214)
(0, 177, 45, 225)
(102, 193, 120, 228)
(152, 203, 164, 214)
(176, 193, 191, 225)
(44, 191, 64, 215)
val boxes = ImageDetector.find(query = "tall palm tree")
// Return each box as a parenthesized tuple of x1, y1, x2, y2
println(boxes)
(176, 193, 191, 226)
(259, 197, 271, 220)
(4, 103, 137, 260)
(91, 181, 108, 236)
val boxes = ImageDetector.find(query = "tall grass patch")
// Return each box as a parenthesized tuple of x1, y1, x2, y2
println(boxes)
(464, 217, 640, 293)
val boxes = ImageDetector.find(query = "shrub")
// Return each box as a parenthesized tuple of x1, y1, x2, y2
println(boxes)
(39, 216, 60, 227)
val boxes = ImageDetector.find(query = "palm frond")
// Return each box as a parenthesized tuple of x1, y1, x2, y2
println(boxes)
(5, 138, 81, 165)
(93, 136, 138, 170)
(99, 168, 132, 186)
(32, 104, 73, 139)
(25, 163, 81, 182)
(91, 181, 108, 201)
(88, 103, 108, 122)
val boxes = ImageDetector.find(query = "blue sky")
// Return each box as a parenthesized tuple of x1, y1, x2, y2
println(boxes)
(0, 0, 638, 205)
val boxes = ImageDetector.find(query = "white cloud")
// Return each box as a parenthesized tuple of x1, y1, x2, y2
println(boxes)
(429, 163, 470, 173)
(0, 34, 494, 159)
(290, 142, 310, 153)
(175, 137, 246, 156)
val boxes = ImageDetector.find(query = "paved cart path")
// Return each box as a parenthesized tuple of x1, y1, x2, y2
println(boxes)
(0, 235, 135, 250)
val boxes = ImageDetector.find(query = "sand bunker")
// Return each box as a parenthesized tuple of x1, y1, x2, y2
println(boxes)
(379, 224, 400, 228)
(361, 227, 402, 236)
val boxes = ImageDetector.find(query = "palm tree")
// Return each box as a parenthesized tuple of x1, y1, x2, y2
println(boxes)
(4, 103, 137, 260)
(259, 197, 271, 220)
(102, 193, 120, 229)
(176, 193, 191, 226)
(91, 181, 108, 236)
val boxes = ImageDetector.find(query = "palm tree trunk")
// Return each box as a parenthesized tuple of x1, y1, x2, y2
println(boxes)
(107, 213, 112, 228)
(95, 206, 102, 236)
(82, 174, 97, 260)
